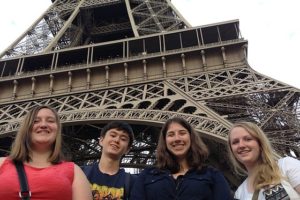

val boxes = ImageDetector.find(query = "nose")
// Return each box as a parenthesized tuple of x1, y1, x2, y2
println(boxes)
(237, 140, 246, 148)
(174, 133, 181, 141)
(39, 120, 48, 128)
(113, 136, 120, 143)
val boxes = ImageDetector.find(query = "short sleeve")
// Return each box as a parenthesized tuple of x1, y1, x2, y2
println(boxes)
(278, 157, 300, 187)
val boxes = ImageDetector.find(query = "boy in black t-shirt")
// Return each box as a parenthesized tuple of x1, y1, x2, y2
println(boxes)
(83, 121, 136, 200)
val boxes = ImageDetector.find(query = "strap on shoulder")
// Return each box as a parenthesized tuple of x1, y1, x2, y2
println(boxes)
(13, 160, 31, 200)
(252, 189, 259, 200)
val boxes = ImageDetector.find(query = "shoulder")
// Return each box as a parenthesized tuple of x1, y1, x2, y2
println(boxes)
(81, 163, 96, 171)
(278, 156, 300, 173)
(200, 167, 230, 187)
(55, 161, 75, 170)
(54, 161, 76, 178)
(121, 169, 138, 178)
(122, 171, 138, 191)
(0, 157, 6, 167)
(278, 156, 300, 165)
(199, 166, 224, 177)
(141, 167, 164, 175)
(81, 163, 98, 177)
(278, 156, 300, 187)
(61, 161, 75, 166)
(73, 163, 91, 180)
(0, 157, 5, 166)
(136, 167, 165, 179)
(73, 163, 82, 171)
(234, 179, 248, 198)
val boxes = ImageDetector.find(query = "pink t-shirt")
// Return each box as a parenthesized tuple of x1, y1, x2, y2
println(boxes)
(0, 157, 74, 200)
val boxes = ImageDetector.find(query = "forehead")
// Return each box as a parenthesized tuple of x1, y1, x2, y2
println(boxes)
(36, 108, 56, 118)
(106, 128, 129, 137)
(230, 126, 252, 139)
(167, 122, 187, 131)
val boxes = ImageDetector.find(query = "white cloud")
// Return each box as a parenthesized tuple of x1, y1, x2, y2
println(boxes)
(172, 0, 300, 89)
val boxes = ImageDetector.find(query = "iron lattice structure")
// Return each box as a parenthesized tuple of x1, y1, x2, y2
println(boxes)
(0, 0, 299, 186)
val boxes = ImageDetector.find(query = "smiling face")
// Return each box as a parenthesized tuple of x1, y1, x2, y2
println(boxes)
(100, 128, 130, 160)
(31, 108, 58, 149)
(165, 122, 191, 161)
(229, 126, 261, 170)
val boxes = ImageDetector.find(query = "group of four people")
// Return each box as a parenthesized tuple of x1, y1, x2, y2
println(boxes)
(0, 105, 299, 199)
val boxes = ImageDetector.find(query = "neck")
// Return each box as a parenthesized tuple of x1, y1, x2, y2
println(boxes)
(178, 158, 189, 172)
(245, 164, 258, 192)
(172, 158, 189, 178)
(98, 154, 121, 175)
(245, 162, 257, 176)
(27, 150, 52, 167)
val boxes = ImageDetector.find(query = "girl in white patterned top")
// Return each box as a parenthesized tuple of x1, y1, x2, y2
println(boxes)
(227, 121, 300, 200)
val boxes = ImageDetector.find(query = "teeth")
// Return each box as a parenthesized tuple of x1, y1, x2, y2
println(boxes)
(110, 144, 119, 149)
(173, 143, 183, 146)
(38, 131, 49, 134)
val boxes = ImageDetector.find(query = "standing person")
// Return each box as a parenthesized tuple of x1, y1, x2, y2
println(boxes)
(228, 121, 300, 199)
(83, 121, 136, 200)
(130, 117, 232, 200)
(0, 105, 92, 200)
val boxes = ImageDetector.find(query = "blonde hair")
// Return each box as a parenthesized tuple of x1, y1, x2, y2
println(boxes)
(227, 121, 281, 190)
(9, 105, 64, 164)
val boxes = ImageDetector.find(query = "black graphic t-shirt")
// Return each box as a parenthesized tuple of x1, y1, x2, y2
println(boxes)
(83, 164, 134, 200)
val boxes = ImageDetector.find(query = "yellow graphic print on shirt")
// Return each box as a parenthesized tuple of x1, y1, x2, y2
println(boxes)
(91, 183, 124, 200)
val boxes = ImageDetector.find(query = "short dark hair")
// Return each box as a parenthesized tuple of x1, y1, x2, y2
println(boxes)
(100, 121, 134, 147)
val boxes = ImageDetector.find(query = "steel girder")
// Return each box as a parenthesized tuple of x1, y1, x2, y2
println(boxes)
(0, 0, 190, 58)
(1, 65, 299, 157)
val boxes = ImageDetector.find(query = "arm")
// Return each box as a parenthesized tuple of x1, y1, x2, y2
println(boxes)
(0, 157, 5, 167)
(280, 157, 300, 194)
(72, 164, 93, 200)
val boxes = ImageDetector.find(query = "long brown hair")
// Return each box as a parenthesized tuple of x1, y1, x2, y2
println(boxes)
(227, 121, 281, 190)
(9, 105, 64, 164)
(156, 117, 209, 173)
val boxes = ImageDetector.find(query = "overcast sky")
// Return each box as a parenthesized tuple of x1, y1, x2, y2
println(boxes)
(0, 0, 299, 89)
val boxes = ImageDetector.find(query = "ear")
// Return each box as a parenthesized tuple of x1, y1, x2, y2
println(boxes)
(99, 136, 104, 146)
(125, 147, 131, 155)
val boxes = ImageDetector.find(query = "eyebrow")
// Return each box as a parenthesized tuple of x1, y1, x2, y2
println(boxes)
(35, 116, 56, 120)
(110, 130, 129, 137)
(167, 129, 188, 134)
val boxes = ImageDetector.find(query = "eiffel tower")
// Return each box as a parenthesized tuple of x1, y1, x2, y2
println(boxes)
(0, 0, 299, 186)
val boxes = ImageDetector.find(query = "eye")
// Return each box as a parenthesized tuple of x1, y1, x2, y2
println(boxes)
(47, 118, 56, 123)
(33, 119, 40, 123)
(231, 139, 239, 145)
(245, 137, 253, 141)
(121, 136, 129, 142)
(110, 134, 116, 137)
(179, 130, 188, 136)
(166, 132, 174, 137)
